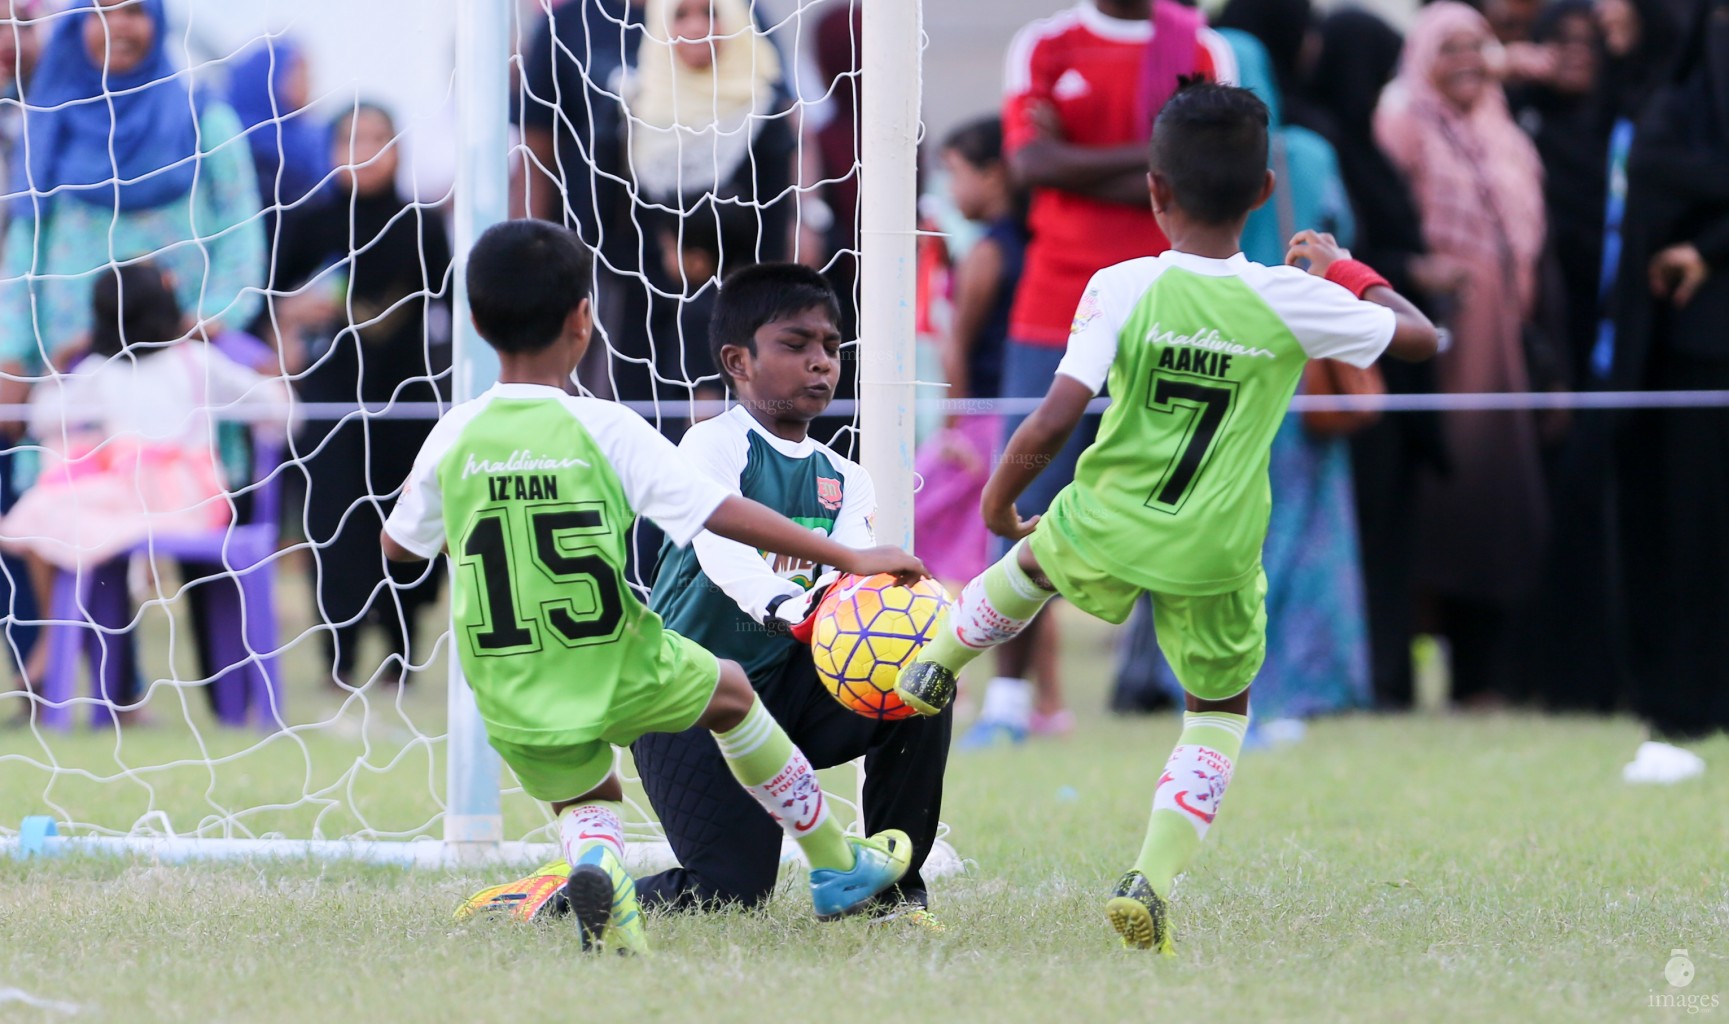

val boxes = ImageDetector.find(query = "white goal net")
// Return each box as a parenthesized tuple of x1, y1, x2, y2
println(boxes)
(0, 0, 954, 876)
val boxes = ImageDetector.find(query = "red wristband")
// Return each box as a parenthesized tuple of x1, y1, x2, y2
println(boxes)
(1324, 259, 1391, 299)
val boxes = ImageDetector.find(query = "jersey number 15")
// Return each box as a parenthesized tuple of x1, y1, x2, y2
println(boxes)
(460, 502, 627, 653)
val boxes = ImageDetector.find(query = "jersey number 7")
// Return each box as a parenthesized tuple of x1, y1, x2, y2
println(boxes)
(1145, 373, 1238, 514)
(461, 502, 627, 654)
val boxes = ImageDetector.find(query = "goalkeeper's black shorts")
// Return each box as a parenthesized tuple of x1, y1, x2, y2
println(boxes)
(631, 648, 953, 910)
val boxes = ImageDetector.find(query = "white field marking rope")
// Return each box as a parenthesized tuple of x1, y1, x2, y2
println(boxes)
(0, 390, 1719, 424)
(0, 987, 82, 1015)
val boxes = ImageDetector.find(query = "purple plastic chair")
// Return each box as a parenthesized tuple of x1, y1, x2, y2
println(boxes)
(35, 332, 288, 730)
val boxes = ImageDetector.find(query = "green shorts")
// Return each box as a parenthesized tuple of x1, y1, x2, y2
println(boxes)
(1029, 523, 1267, 703)
(489, 630, 722, 803)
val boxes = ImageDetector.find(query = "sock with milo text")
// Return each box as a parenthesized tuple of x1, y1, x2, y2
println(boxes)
(558, 800, 626, 870)
(1134, 711, 1249, 898)
(918, 543, 1055, 674)
(713, 698, 855, 872)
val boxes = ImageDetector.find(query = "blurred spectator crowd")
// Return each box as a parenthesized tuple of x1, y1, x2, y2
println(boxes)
(0, 0, 1725, 761)
(910, 0, 1729, 757)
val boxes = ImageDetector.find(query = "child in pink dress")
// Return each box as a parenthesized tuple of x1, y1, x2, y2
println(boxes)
(2, 262, 289, 571)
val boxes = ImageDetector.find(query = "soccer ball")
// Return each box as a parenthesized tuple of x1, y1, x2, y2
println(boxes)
(810, 574, 952, 720)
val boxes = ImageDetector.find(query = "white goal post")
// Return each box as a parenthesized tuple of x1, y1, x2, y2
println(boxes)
(4, 0, 959, 878)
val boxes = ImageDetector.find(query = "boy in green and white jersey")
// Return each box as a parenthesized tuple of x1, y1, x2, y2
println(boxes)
(895, 83, 1439, 952)
(382, 221, 927, 953)
(632, 263, 951, 927)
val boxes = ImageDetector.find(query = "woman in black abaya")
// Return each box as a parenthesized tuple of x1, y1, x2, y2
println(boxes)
(1304, 9, 1447, 710)
(275, 103, 452, 688)
(1610, 0, 1729, 769)
(1515, 0, 1681, 714)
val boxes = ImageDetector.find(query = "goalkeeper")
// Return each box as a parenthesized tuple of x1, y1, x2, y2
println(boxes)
(626, 264, 952, 929)
(384, 223, 927, 952)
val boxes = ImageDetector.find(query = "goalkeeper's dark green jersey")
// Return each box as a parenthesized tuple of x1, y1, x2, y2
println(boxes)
(650, 406, 877, 682)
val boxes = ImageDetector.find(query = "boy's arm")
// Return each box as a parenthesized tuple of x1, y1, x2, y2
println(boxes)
(979, 267, 1125, 540)
(1286, 230, 1439, 362)
(680, 422, 808, 622)
(1360, 285, 1439, 362)
(980, 375, 1093, 540)
(728, 458, 884, 620)
(741, 460, 881, 639)
(381, 416, 461, 563)
(703, 496, 925, 587)
(692, 524, 813, 621)
(382, 532, 442, 563)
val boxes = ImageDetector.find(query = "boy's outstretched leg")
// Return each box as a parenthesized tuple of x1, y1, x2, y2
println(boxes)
(1109, 693, 1249, 953)
(699, 660, 912, 919)
(551, 774, 649, 954)
(898, 540, 1056, 716)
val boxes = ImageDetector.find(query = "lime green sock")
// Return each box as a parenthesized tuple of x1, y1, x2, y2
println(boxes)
(713, 699, 854, 871)
(1134, 711, 1249, 897)
(919, 544, 1055, 672)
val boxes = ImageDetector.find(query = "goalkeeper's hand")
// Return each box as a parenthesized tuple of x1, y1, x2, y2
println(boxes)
(763, 570, 844, 644)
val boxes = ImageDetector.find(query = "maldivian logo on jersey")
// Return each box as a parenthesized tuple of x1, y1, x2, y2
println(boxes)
(460, 450, 591, 478)
(1146, 322, 1276, 360)
(817, 476, 843, 511)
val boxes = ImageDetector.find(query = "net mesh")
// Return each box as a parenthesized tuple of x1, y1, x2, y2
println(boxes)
(0, 0, 960, 872)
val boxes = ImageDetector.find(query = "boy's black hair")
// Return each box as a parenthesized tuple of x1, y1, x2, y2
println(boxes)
(1150, 81, 1270, 225)
(708, 262, 842, 390)
(941, 115, 1004, 169)
(466, 219, 594, 353)
(91, 260, 182, 358)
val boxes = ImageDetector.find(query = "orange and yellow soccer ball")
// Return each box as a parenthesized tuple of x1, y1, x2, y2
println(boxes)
(811, 573, 952, 720)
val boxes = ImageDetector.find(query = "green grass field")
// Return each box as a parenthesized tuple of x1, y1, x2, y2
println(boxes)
(2, 601, 1726, 1023)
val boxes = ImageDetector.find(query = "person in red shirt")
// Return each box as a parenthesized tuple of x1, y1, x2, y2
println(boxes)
(960, 0, 1235, 748)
